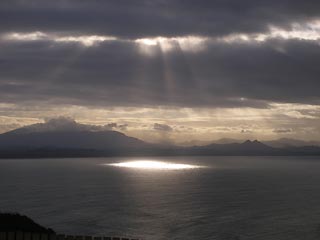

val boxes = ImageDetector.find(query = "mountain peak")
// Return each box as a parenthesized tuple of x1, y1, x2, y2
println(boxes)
(44, 117, 77, 128)
(5, 117, 121, 135)
(241, 140, 271, 149)
(0, 120, 148, 153)
(6, 117, 84, 135)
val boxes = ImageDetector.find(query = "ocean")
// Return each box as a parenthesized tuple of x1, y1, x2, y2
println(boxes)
(1, 156, 320, 240)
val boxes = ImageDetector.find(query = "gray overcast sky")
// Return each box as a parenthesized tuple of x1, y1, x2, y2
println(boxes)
(0, 0, 320, 143)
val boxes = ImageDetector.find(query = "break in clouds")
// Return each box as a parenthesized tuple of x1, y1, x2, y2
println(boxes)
(0, 0, 320, 141)
(1, 36, 320, 108)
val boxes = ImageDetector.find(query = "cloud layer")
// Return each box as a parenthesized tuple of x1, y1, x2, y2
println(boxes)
(1, 0, 320, 38)
(1, 1, 320, 108)
(0, 37, 319, 108)
(1, 0, 320, 140)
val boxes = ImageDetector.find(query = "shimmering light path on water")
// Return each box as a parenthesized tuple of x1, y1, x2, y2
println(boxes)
(106, 160, 204, 170)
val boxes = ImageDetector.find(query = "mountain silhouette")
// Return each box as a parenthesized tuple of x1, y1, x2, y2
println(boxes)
(184, 140, 280, 156)
(262, 138, 320, 148)
(0, 119, 319, 158)
(0, 130, 149, 150)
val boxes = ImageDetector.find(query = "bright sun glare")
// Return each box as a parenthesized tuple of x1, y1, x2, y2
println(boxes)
(106, 160, 203, 170)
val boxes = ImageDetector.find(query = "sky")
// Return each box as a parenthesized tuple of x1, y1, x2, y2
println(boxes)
(0, 0, 320, 144)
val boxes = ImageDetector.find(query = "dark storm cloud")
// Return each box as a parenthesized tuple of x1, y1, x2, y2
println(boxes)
(273, 128, 292, 133)
(154, 123, 173, 132)
(0, 38, 320, 108)
(1, 0, 320, 38)
(1, 0, 320, 109)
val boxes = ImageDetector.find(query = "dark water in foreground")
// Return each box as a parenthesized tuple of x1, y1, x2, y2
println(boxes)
(1, 156, 320, 240)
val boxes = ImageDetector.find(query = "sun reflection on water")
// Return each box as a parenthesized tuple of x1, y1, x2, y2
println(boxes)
(106, 160, 204, 170)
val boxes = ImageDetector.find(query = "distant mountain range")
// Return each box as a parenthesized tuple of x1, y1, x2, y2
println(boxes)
(180, 137, 320, 148)
(263, 138, 320, 148)
(0, 119, 319, 158)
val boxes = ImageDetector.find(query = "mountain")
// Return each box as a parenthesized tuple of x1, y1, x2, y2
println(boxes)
(263, 138, 320, 148)
(5, 117, 121, 135)
(0, 130, 149, 150)
(0, 118, 154, 157)
(184, 140, 281, 156)
(179, 138, 244, 147)
(0, 119, 320, 157)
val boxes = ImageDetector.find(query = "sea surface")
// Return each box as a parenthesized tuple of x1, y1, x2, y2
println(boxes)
(1, 156, 320, 240)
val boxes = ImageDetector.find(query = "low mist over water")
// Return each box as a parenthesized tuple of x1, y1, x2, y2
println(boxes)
(1, 156, 320, 240)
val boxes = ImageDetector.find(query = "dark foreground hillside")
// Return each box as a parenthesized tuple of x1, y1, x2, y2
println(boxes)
(0, 213, 141, 240)
(0, 213, 54, 233)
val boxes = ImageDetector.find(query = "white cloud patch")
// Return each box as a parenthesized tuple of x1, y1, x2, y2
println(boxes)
(2, 32, 117, 46)
(3, 20, 320, 49)
(218, 21, 320, 43)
